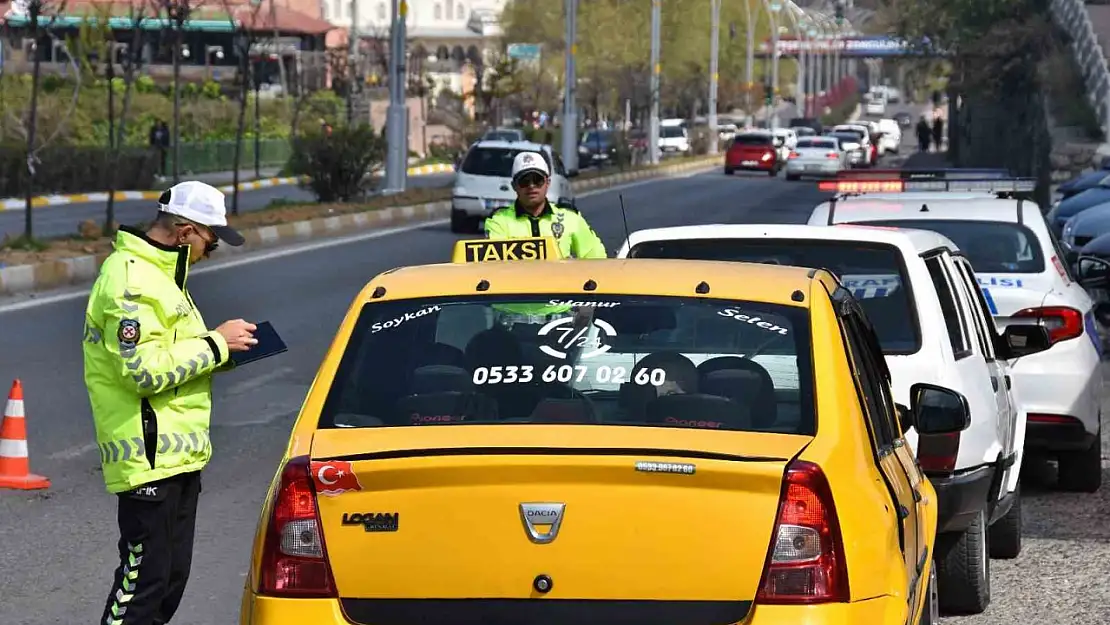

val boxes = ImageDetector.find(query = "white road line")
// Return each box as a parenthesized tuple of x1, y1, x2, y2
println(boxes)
(48, 442, 100, 460)
(0, 169, 712, 315)
(225, 366, 295, 396)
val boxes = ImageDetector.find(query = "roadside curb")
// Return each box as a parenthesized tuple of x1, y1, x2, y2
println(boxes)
(0, 157, 717, 296)
(0, 163, 455, 212)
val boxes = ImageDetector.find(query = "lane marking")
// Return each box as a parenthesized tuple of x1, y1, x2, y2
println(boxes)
(225, 366, 295, 396)
(0, 169, 713, 315)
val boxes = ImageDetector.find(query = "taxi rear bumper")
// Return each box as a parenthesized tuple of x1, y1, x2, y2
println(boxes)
(241, 594, 911, 625)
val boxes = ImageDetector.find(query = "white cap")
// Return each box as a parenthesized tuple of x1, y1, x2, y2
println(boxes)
(157, 181, 244, 246)
(511, 151, 550, 181)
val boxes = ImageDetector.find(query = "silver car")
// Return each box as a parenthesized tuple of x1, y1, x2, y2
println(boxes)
(784, 136, 849, 180)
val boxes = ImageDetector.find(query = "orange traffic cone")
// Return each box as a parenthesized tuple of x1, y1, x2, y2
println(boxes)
(0, 380, 50, 490)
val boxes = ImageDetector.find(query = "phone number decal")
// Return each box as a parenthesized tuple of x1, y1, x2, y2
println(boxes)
(471, 365, 667, 387)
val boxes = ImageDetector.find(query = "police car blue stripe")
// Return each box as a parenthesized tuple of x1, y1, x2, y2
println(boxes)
(1083, 310, 1103, 356)
(980, 287, 999, 315)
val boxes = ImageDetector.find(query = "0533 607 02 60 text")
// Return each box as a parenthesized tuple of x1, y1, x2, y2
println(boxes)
(470, 364, 668, 387)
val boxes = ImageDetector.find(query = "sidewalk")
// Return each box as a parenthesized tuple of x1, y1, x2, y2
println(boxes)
(0, 162, 455, 211)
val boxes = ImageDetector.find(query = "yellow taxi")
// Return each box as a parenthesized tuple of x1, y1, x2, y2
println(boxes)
(239, 236, 971, 625)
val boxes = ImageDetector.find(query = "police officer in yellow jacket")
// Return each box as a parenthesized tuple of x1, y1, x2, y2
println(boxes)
(83, 181, 258, 625)
(484, 151, 608, 259)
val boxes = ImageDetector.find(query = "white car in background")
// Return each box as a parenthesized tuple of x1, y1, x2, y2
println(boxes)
(878, 118, 903, 154)
(866, 97, 887, 116)
(658, 122, 691, 155)
(451, 140, 576, 234)
(784, 136, 848, 180)
(810, 172, 1110, 494)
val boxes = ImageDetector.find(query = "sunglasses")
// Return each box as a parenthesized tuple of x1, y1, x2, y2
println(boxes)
(515, 173, 547, 188)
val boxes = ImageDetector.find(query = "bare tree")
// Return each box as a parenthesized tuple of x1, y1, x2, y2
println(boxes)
(161, 0, 204, 184)
(223, 0, 266, 215)
(91, 0, 153, 233)
(17, 0, 77, 241)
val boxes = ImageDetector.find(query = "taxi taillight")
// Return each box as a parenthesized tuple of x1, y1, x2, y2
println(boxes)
(756, 461, 849, 604)
(259, 455, 337, 598)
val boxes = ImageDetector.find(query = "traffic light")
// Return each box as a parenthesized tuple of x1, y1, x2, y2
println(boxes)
(834, 1, 844, 25)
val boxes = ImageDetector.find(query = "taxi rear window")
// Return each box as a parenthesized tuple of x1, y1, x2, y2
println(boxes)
(628, 239, 922, 355)
(318, 295, 816, 435)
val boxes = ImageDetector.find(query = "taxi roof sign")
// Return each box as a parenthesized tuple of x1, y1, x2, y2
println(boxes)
(452, 237, 563, 263)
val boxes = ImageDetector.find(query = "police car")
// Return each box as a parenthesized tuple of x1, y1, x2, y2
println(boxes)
(616, 223, 1052, 614)
(808, 170, 1110, 493)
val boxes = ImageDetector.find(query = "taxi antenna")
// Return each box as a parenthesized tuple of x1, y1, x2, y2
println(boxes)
(618, 194, 632, 244)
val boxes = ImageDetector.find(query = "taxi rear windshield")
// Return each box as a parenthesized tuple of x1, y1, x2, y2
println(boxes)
(864, 219, 1046, 274)
(318, 295, 816, 435)
(461, 147, 550, 178)
(628, 239, 921, 354)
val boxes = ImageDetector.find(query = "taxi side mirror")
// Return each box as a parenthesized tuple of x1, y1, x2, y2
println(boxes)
(909, 383, 971, 435)
(1001, 324, 1052, 358)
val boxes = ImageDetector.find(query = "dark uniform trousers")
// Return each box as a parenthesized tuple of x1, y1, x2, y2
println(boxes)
(100, 471, 202, 625)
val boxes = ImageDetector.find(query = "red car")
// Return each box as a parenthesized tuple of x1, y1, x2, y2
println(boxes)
(724, 132, 782, 176)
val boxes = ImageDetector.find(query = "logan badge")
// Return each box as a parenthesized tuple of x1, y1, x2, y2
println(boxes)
(519, 503, 565, 544)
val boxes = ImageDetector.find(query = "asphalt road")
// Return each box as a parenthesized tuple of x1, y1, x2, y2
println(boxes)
(2, 110, 1105, 624)
(0, 173, 457, 241)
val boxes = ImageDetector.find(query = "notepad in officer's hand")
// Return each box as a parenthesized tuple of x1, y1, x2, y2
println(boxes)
(230, 321, 287, 367)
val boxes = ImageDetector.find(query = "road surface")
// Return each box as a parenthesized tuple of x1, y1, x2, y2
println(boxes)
(0, 173, 457, 241)
(0, 113, 1104, 625)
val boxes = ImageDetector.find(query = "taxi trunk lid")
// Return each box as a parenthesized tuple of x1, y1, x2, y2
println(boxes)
(309, 426, 809, 624)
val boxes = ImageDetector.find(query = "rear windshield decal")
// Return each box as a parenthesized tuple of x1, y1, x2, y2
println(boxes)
(717, 308, 790, 335)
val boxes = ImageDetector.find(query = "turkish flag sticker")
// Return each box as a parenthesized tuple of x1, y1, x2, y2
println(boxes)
(311, 460, 362, 496)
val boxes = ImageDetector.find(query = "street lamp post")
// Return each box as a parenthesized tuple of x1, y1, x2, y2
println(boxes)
(649, 0, 661, 165)
(744, 0, 759, 126)
(768, 0, 782, 129)
(384, 0, 409, 193)
(806, 23, 818, 117)
(561, 0, 578, 173)
(708, 0, 721, 154)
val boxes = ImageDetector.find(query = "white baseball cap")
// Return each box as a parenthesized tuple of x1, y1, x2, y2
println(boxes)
(511, 151, 550, 181)
(158, 181, 244, 246)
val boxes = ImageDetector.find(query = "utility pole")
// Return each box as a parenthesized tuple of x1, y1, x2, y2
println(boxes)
(708, 0, 720, 155)
(560, 0, 578, 173)
(649, 0, 661, 165)
(383, 0, 409, 192)
(744, 0, 757, 126)
(346, 0, 359, 124)
(768, 0, 781, 129)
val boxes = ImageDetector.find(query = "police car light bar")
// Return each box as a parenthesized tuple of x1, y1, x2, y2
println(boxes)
(817, 178, 1036, 194)
(828, 168, 1013, 181)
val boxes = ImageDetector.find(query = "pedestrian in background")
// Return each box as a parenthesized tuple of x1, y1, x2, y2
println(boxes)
(932, 114, 945, 153)
(83, 181, 256, 625)
(916, 116, 932, 153)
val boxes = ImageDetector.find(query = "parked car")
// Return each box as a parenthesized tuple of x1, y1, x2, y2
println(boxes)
(658, 123, 691, 155)
(784, 136, 849, 180)
(451, 140, 576, 233)
(724, 131, 782, 176)
(811, 175, 1109, 496)
(1061, 201, 1110, 249)
(1046, 184, 1110, 236)
(618, 223, 1052, 615)
(828, 130, 868, 168)
(577, 129, 618, 168)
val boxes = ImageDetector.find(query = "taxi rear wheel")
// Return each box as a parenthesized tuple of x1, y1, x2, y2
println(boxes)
(935, 508, 991, 615)
(1057, 429, 1102, 493)
(988, 480, 1022, 559)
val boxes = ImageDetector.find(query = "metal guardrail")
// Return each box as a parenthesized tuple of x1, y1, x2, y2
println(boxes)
(1050, 0, 1110, 135)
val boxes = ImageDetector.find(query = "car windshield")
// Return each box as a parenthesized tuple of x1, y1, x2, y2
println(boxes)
(831, 131, 862, 142)
(628, 239, 920, 354)
(461, 147, 549, 177)
(581, 131, 612, 144)
(797, 139, 836, 149)
(483, 131, 521, 141)
(661, 126, 685, 138)
(732, 134, 772, 146)
(318, 294, 816, 435)
(864, 219, 1046, 274)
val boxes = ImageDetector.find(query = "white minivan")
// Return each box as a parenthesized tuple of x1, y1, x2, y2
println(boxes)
(451, 140, 576, 233)
(617, 223, 1052, 616)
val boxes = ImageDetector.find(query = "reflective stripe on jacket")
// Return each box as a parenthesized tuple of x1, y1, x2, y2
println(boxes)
(82, 226, 231, 494)
(484, 200, 608, 260)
